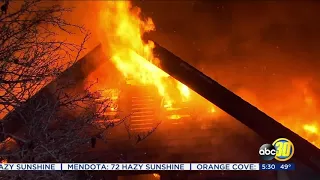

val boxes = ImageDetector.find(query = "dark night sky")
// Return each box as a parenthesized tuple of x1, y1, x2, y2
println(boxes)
(137, 1, 320, 63)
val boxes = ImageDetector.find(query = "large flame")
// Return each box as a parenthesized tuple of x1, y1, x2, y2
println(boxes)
(269, 80, 320, 148)
(236, 79, 320, 148)
(96, 1, 319, 148)
(98, 1, 191, 108)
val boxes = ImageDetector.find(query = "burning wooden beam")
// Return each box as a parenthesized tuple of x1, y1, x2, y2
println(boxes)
(151, 41, 320, 172)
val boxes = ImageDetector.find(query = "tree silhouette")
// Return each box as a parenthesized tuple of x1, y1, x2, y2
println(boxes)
(0, 1, 113, 179)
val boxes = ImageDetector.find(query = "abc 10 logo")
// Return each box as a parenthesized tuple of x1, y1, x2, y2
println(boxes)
(259, 138, 295, 161)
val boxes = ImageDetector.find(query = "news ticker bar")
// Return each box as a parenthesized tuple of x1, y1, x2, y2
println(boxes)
(0, 163, 295, 171)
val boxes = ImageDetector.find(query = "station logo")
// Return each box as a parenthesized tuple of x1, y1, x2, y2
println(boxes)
(259, 138, 294, 162)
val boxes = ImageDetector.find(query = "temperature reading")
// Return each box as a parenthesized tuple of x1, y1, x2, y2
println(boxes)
(278, 163, 295, 171)
(280, 164, 291, 169)
(260, 163, 295, 171)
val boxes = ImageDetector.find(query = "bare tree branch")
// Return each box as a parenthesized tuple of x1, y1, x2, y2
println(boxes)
(0, 0, 90, 115)
(0, 1, 158, 179)
(0, 1, 106, 179)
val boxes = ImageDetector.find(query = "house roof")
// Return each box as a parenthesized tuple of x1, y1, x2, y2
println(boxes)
(1, 42, 319, 176)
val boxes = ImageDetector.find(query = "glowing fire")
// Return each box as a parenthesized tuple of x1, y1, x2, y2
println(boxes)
(167, 114, 190, 120)
(177, 82, 190, 102)
(246, 79, 320, 148)
(153, 173, 160, 179)
(210, 106, 216, 113)
(98, 1, 192, 110)
(96, 1, 319, 148)
(1, 159, 7, 164)
(303, 124, 318, 134)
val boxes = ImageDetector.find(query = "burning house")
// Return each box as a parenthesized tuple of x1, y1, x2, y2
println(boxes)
(1, 1, 320, 180)
(90, 67, 220, 134)
(1, 41, 319, 179)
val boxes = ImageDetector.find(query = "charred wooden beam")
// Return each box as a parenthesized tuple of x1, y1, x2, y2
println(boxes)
(151, 41, 320, 172)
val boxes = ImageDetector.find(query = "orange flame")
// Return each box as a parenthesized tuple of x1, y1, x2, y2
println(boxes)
(153, 173, 160, 179)
(241, 79, 320, 148)
(1, 159, 7, 164)
(98, 1, 192, 110)
(96, 1, 319, 148)
(303, 124, 318, 134)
